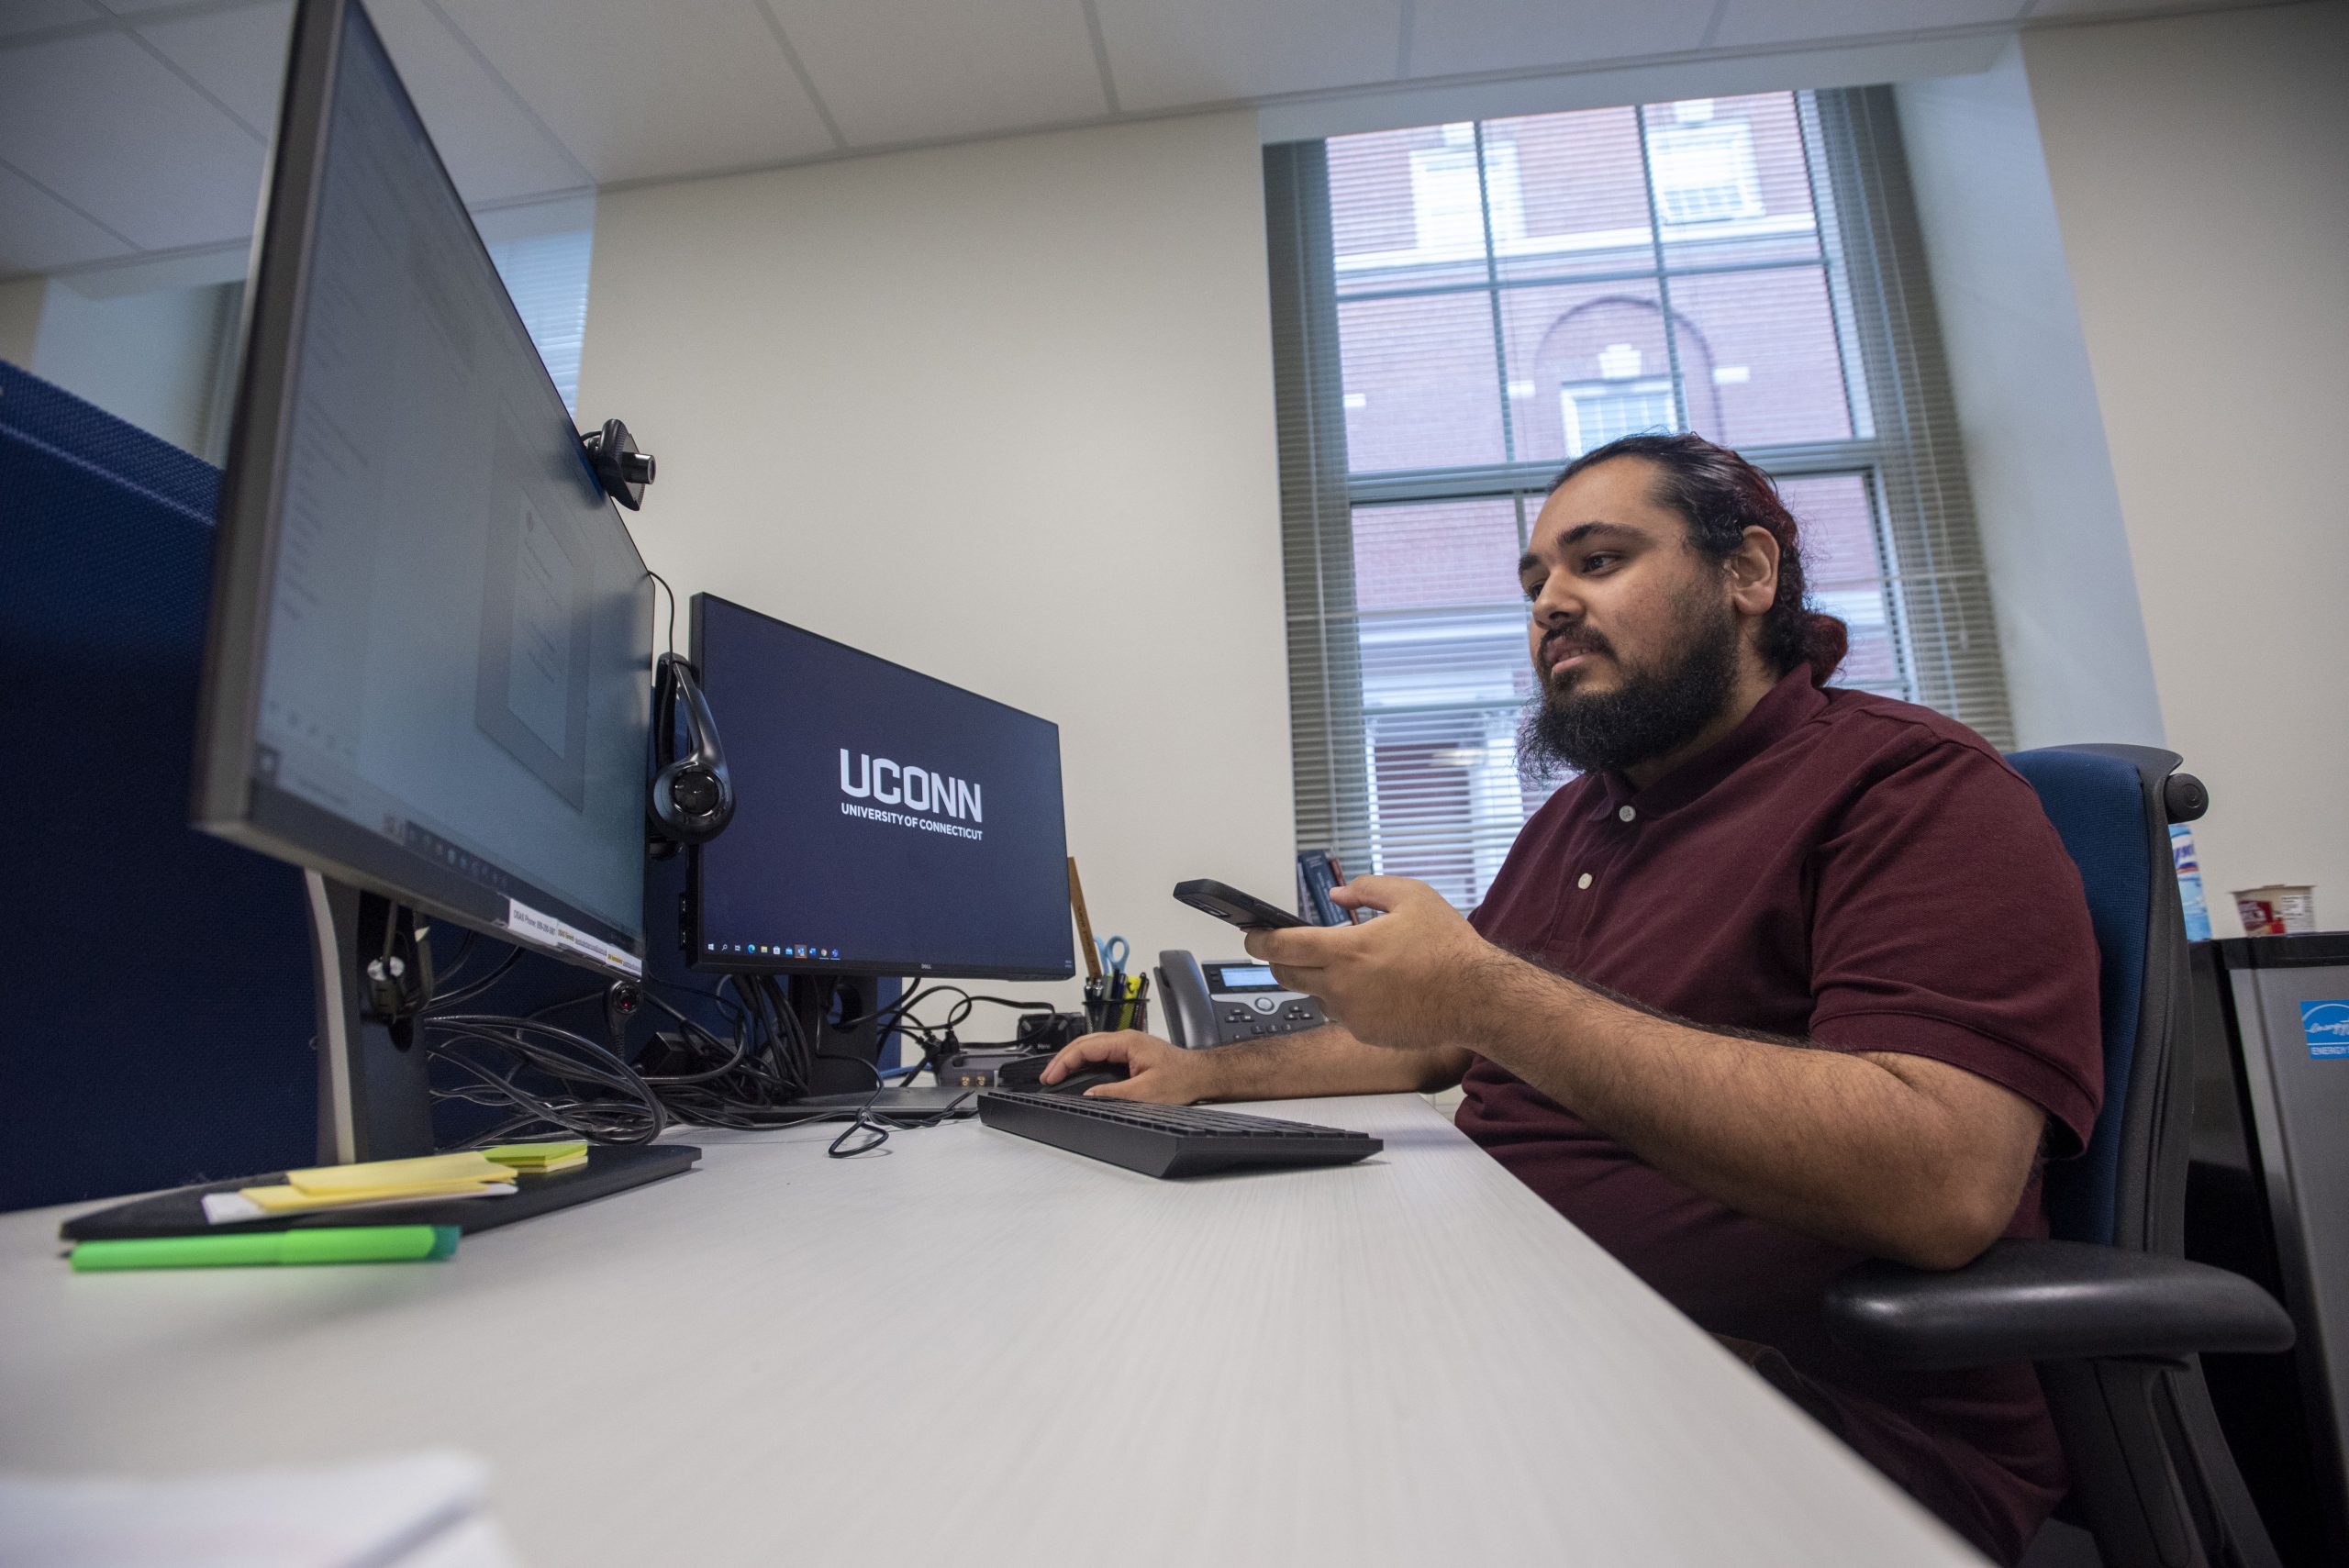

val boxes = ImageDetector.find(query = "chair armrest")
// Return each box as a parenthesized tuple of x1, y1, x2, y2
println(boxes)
(1823, 1238, 2295, 1370)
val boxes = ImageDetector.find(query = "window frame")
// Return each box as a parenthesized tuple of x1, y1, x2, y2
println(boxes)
(1266, 87, 2009, 910)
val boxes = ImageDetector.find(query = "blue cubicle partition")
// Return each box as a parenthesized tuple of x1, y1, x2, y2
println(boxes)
(0, 363, 896, 1209)
(0, 361, 318, 1210)
(0, 363, 645, 1208)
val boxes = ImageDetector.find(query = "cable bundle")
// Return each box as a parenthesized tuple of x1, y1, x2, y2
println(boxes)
(417, 940, 1059, 1160)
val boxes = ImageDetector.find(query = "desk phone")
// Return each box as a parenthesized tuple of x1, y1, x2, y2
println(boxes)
(1153, 950, 1325, 1049)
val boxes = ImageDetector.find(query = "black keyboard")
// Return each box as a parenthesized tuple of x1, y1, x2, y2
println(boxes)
(976, 1091, 1382, 1179)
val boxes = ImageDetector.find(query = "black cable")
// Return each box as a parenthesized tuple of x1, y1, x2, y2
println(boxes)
(423, 1012, 665, 1145)
(645, 568, 678, 660)
(429, 950, 522, 1010)
(640, 975, 1008, 1145)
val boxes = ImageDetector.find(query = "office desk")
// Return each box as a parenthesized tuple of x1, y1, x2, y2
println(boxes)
(0, 1095, 1982, 1565)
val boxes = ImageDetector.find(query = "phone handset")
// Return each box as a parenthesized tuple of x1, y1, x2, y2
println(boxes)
(1154, 950, 1215, 1049)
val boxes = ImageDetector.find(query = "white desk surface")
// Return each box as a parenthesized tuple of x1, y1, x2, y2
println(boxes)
(0, 1094, 1982, 1566)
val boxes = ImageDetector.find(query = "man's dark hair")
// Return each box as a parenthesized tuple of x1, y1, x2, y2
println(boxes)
(1550, 432, 1848, 685)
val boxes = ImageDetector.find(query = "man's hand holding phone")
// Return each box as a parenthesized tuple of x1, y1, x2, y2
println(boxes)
(1241, 874, 1499, 1055)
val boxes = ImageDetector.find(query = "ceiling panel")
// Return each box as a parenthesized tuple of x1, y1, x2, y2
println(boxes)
(0, 161, 132, 275)
(368, 0, 592, 203)
(1713, 0, 2026, 49)
(1408, 0, 1716, 78)
(0, 0, 103, 39)
(137, 0, 294, 139)
(1096, 0, 1403, 113)
(431, 0, 836, 184)
(0, 30, 263, 250)
(769, 0, 1106, 146)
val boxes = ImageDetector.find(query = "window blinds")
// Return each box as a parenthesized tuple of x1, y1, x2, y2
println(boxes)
(485, 225, 594, 417)
(1266, 87, 2012, 911)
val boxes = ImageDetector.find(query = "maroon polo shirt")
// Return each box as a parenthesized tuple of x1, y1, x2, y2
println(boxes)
(1459, 666, 2102, 1565)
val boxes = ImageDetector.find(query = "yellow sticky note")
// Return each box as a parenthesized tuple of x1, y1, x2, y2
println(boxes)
(484, 1141, 587, 1167)
(239, 1177, 513, 1213)
(284, 1151, 511, 1194)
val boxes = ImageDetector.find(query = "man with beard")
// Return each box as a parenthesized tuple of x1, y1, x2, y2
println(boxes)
(1042, 433, 2102, 1565)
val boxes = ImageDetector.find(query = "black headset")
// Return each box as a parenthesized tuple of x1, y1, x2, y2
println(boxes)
(648, 651, 732, 857)
(575, 417, 729, 856)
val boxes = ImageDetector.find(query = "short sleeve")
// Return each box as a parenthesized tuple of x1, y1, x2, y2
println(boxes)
(1805, 735, 2103, 1153)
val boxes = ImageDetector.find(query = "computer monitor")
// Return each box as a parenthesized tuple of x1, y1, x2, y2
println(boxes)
(687, 594, 1075, 984)
(193, 0, 654, 1161)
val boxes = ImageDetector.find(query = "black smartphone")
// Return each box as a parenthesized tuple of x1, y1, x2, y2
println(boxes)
(1173, 878, 1308, 930)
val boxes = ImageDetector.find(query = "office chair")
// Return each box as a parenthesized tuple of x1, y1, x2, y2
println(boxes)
(1823, 745, 2295, 1568)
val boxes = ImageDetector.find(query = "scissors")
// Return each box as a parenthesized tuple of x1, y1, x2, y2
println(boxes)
(1097, 934, 1130, 976)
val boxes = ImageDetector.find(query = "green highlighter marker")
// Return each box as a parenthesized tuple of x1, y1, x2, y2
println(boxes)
(70, 1225, 460, 1272)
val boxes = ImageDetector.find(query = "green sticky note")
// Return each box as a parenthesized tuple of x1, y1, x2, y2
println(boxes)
(484, 1140, 588, 1166)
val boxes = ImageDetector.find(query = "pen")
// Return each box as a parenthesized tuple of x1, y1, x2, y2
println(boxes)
(70, 1225, 461, 1271)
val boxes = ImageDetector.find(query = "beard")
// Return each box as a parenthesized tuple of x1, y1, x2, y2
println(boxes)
(1518, 590, 1741, 783)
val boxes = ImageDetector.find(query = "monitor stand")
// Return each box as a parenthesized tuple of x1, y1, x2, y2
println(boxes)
(305, 871, 436, 1164)
(298, 873, 696, 1220)
(777, 970, 904, 1098)
(53, 874, 696, 1244)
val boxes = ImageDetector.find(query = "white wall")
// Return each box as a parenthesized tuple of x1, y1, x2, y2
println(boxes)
(2021, 2, 2349, 933)
(1897, 45, 2165, 754)
(15, 279, 234, 455)
(0, 275, 41, 368)
(576, 110, 1292, 1006)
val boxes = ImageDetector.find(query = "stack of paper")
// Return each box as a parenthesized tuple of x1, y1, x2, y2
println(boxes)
(203, 1152, 518, 1227)
(0, 1450, 521, 1568)
(484, 1140, 587, 1174)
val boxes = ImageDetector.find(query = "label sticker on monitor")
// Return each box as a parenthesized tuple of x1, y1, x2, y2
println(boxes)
(2304, 1001, 2349, 1060)
(506, 897, 642, 977)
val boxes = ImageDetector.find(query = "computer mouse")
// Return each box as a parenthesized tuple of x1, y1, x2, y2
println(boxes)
(1042, 1066, 1130, 1096)
(995, 1053, 1054, 1088)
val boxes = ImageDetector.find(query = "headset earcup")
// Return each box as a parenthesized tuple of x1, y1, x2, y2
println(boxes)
(647, 653, 732, 847)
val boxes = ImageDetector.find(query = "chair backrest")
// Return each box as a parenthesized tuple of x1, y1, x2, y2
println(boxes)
(2005, 744, 2198, 1252)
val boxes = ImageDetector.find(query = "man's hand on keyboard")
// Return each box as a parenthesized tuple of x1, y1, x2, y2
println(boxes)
(1041, 1031, 1206, 1103)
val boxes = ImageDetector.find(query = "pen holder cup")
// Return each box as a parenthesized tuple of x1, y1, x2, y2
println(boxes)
(1084, 993, 1150, 1037)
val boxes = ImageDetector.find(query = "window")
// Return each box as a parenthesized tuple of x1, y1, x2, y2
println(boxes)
(1265, 88, 2008, 910)
(1645, 106, 1765, 225)
(1560, 375, 1675, 458)
(484, 225, 595, 417)
(1409, 124, 1524, 255)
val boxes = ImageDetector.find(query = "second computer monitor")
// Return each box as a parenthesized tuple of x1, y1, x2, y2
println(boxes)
(688, 594, 1074, 982)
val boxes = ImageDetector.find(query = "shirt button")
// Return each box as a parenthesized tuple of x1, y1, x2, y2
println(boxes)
(1576, 873, 1594, 890)
(1618, 805, 1636, 822)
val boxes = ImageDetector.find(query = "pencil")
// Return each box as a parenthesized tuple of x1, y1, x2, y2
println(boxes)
(1068, 857, 1103, 983)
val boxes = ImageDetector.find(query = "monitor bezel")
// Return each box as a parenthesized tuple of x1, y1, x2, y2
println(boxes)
(685, 593, 1077, 984)
(190, 0, 650, 978)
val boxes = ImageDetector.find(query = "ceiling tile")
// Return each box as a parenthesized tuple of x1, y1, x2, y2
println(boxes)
(0, 160, 132, 274)
(430, 0, 836, 184)
(1408, 0, 1716, 78)
(137, 0, 293, 139)
(0, 0, 103, 39)
(768, 0, 1106, 147)
(0, 30, 263, 250)
(1713, 0, 2024, 50)
(1096, 0, 1403, 113)
(367, 0, 591, 203)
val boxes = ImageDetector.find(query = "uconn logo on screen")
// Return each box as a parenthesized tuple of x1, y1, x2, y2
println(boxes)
(838, 749, 985, 840)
